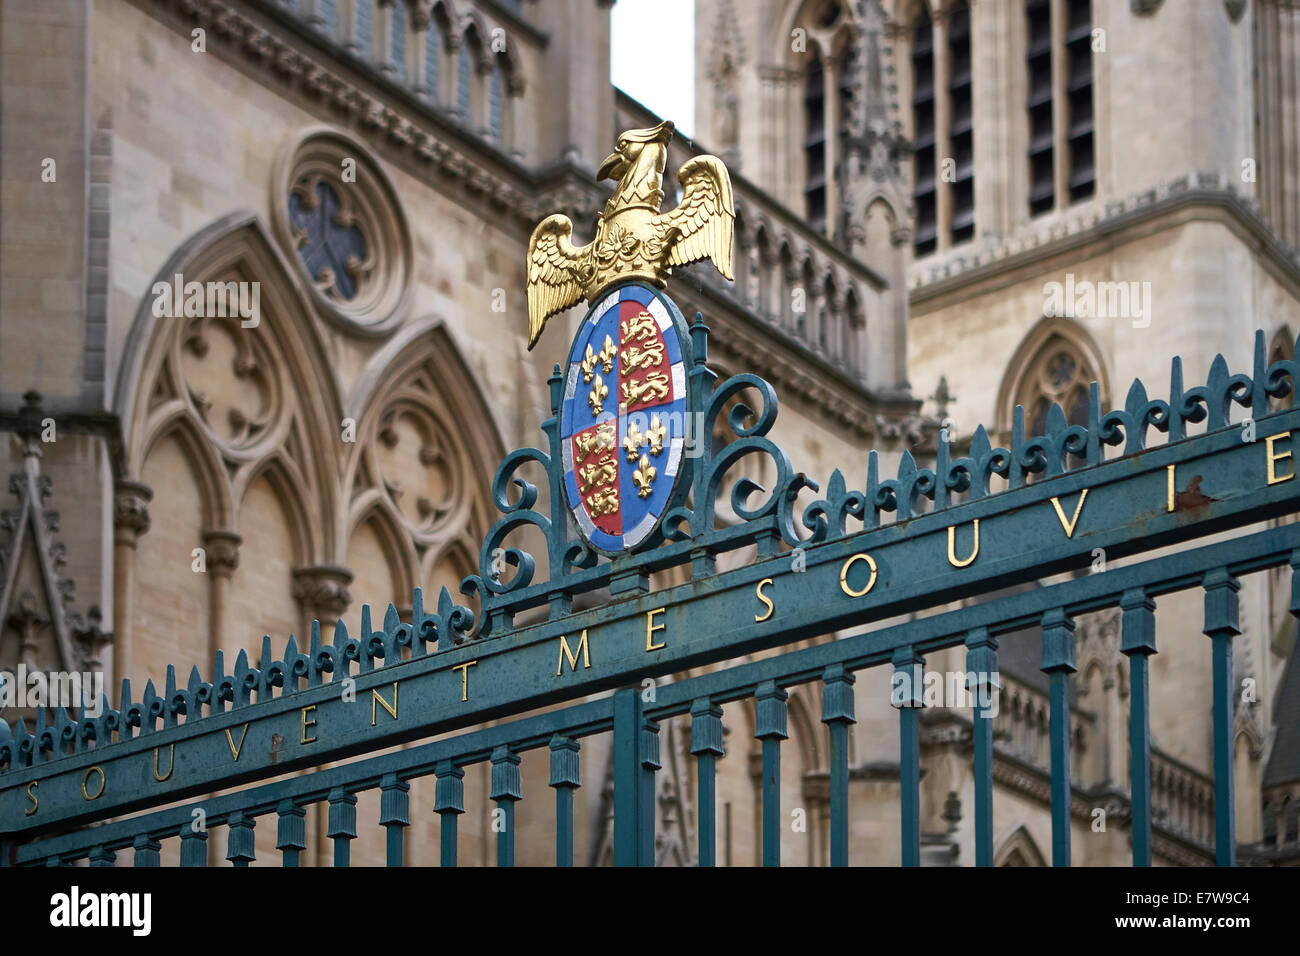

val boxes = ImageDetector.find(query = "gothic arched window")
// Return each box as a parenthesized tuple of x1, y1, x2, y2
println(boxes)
(999, 322, 1108, 461)
(423, 15, 442, 101)
(456, 33, 476, 120)
(488, 62, 505, 144)
(355, 0, 373, 59)
(795, 0, 849, 236)
(390, 0, 408, 81)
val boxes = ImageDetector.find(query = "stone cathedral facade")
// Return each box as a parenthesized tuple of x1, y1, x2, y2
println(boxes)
(0, 0, 1297, 865)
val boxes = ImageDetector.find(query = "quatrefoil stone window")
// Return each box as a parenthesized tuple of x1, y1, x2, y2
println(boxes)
(272, 128, 412, 335)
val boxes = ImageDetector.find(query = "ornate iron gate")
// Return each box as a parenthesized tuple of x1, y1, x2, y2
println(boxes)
(1, 317, 1298, 867)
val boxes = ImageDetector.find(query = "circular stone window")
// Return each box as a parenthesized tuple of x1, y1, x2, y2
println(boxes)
(272, 128, 412, 335)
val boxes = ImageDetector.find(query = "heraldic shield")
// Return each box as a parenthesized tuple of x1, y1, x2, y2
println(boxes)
(560, 281, 690, 554)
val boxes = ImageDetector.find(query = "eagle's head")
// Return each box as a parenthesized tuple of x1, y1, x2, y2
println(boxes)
(597, 120, 676, 182)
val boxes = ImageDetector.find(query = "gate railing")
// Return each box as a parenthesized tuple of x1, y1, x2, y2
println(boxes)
(3, 322, 1300, 866)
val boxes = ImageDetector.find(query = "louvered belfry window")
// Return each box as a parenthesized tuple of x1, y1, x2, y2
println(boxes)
(1026, 0, 1054, 216)
(804, 57, 828, 234)
(1027, 0, 1095, 216)
(1065, 0, 1095, 202)
(948, 4, 974, 244)
(911, 7, 937, 255)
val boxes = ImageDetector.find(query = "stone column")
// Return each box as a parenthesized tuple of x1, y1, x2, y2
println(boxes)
(932, 9, 952, 252)
(200, 529, 241, 666)
(111, 480, 152, 690)
(375, 0, 398, 79)
(410, 1, 432, 101)
(1049, 0, 1067, 212)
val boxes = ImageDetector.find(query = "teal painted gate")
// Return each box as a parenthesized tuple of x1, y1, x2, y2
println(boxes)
(3, 317, 1297, 867)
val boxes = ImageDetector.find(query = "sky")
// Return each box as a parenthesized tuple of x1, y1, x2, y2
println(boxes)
(610, 0, 696, 138)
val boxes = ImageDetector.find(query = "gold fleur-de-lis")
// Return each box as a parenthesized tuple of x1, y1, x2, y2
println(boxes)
(646, 414, 667, 456)
(580, 343, 598, 383)
(623, 420, 645, 461)
(597, 334, 617, 373)
(633, 454, 657, 498)
(580, 334, 618, 384)
(587, 374, 608, 415)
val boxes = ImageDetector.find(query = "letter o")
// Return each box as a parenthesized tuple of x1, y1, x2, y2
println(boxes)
(82, 765, 106, 801)
(839, 553, 878, 598)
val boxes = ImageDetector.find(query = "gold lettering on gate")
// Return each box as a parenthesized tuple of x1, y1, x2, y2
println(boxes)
(1049, 489, 1089, 538)
(947, 520, 980, 568)
(645, 607, 667, 651)
(25, 780, 37, 816)
(754, 578, 775, 623)
(556, 630, 591, 675)
(452, 660, 478, 702)
(839, 553, 878, 598)
(301, 705, 318, 744)
(1167, 464, 1176, 512)
(372, 682, 398, 726)
(82, 766, 106, 801)
(1267, 431, 1294, 485)
(153, 744, 175, 782)
(225, 723, 250, 762)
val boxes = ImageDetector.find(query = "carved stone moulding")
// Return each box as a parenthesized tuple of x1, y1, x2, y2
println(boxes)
(271, 126, 413, 337)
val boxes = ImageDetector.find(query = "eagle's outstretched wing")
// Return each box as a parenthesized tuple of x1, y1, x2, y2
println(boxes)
(526, 214, 590, 349)
(654, 155, 735, 281)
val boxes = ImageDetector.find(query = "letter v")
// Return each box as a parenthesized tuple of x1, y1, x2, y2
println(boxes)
(225, 723, 249, 761)
(1050, 489, 1089, 538)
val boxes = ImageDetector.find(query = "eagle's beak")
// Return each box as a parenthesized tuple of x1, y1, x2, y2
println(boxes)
(597, 150, 626, 181)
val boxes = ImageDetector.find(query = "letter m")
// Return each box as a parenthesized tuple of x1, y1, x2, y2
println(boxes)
(556, 630, 590, 675)
(1099, 281, 1130, 318)
(207, 281, 239, 317)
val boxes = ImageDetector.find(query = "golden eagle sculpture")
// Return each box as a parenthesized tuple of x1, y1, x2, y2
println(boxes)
(526, 120, 735, 349)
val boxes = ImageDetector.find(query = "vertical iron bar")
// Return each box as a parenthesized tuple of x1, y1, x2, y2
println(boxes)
(892, 646, 923, 867)
(964, 628, 999, 867)
(1120, 589, 1157, 866)
(380, 773, 410, 867)
(434, 760, 464, 867)
(1041, 608, 1077, 866)
(1203, 569, 1241, 866)
(690, 697, 724, 866)
(132, 835, 161, 867)
(226, 812, 256, 867)
(755, 680, 788, 867)
(640, 717, 661, 866)
(327, 788, 357, 867)
(276, 800, 306, 867)
(490, 745, 521, 867)
(820, 664, 856, 867)
(612, 687, 643, 866)
(179, 826, 207, 867)
(549, 735, 581, 867)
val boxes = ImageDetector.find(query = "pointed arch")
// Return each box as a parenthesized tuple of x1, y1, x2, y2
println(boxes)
(993, 823, 1048, 866)
(346, 495, 419, 606)
(115, 211, 344, 564)
(341, 317, 506, 565)
(996, 315, 1111, 438)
